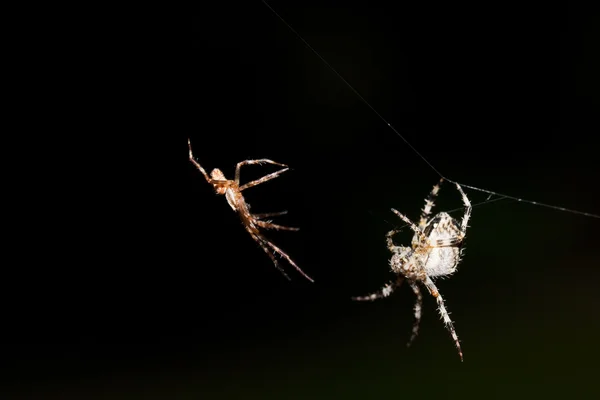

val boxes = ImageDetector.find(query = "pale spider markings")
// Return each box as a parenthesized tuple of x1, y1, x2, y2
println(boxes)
(188, 138, 314, 282)
(353, 178, 471, 361)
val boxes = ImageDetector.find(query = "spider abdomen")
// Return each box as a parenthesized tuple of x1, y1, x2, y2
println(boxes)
(423, 247, 460, 277)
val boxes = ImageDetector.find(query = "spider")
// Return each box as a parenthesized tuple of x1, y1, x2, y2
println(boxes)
(187, 139, 314, 282)
(352, 178, 471, 361)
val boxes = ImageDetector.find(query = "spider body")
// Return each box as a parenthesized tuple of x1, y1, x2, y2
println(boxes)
(188, 139, 313, 282)
(353, 179, 471, 361)
(210, 170, 245, 213)
(410, 212, 463, 278)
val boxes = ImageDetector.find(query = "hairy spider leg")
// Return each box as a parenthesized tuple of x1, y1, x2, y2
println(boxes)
(232, 195, 310, 282)
(407, 282, 423, 348)
(188, 138, 212, 183)
(235, 159, 289, 191)
(255, 220, 299, 231)
(247, 228, 314, 283)
(235, 159, 287, 184)
(386, 229, 407, 252)
(240, 167, 290, 191)
(454, 183, 472, 233)
(249, 231, 291, 281)
(351, 276, 405, 301)
(390, 209, 429, 245)
(423, 276, 463, 361)
(253, 211, 289, 219)
(419, 178, 445, 230)
(254, 210, 299, 231)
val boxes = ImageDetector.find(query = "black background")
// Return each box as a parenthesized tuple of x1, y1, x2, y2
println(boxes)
(5, 3, 600, 399)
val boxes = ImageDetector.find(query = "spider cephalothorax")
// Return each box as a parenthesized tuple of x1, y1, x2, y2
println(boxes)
(353, 178, 471, 361)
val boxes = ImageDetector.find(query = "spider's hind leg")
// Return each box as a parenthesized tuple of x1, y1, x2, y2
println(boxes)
(250, 232, 292, 281)
(254, 211, 288, 219)
(251, 231, 314, 282)
(423, 277, 463, 361)
(407, 282, 423, 348)
(255, 220, 299, 231)
(254, 211, 299, 231)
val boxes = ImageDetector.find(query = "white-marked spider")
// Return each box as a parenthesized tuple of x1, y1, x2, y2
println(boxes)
(187, 139, 313, 282)
(353, 178, 471, 361)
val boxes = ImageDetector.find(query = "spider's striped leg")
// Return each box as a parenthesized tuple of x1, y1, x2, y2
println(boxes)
(391, 209, 429, 244)
(352, 276, 404, 301)
(423, 277, 463, 361)
(386, 229, 409, 252)
(255, 220, 299, 231)
(419, 178, 444, 230)
(454, 183, 472, 233)
(407, 282, 423, 348)
(235, 159, 289, 190)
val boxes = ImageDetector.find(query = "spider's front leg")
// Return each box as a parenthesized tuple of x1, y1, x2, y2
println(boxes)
(419, 178, 444, 230)
(390, 209, 429, 245)
(235, 159, 289, 191)
(454, 183, 472, 234)
(188, 138, 211, 183)
(386, 229, 406, 252)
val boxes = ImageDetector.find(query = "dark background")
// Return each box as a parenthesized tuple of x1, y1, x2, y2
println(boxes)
(5, 3, 600, 399)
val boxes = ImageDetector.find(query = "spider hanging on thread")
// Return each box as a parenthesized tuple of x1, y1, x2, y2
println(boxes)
(188, 138, 314, 282)
(353, 178, 471, 361)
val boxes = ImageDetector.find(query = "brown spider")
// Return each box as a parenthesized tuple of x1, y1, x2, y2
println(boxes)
(187, 139, 313, 282)
(353, 178, 471, 361)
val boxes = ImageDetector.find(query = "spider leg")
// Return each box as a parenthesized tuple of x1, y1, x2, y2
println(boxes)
(235, 159, 288, 189)
(253, 210, 298, 230)
(262, 236, 313, 282)
(249, 232, 291, 281)
(352, 276, 404, 301)
(254, 211, 288, 219)
(454, 183, 472, 234)
(423, 277, 463, 361)
(248, 229, 314, 282)
(419, 178, 444, 230)
(386, 229, 405, 252)
(407, 282, 423, 348)
(391, 209, 429, 244)
(255, 220, 299, 231)
(187, 138, 211, 183)
(238, 168, 290, 191)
